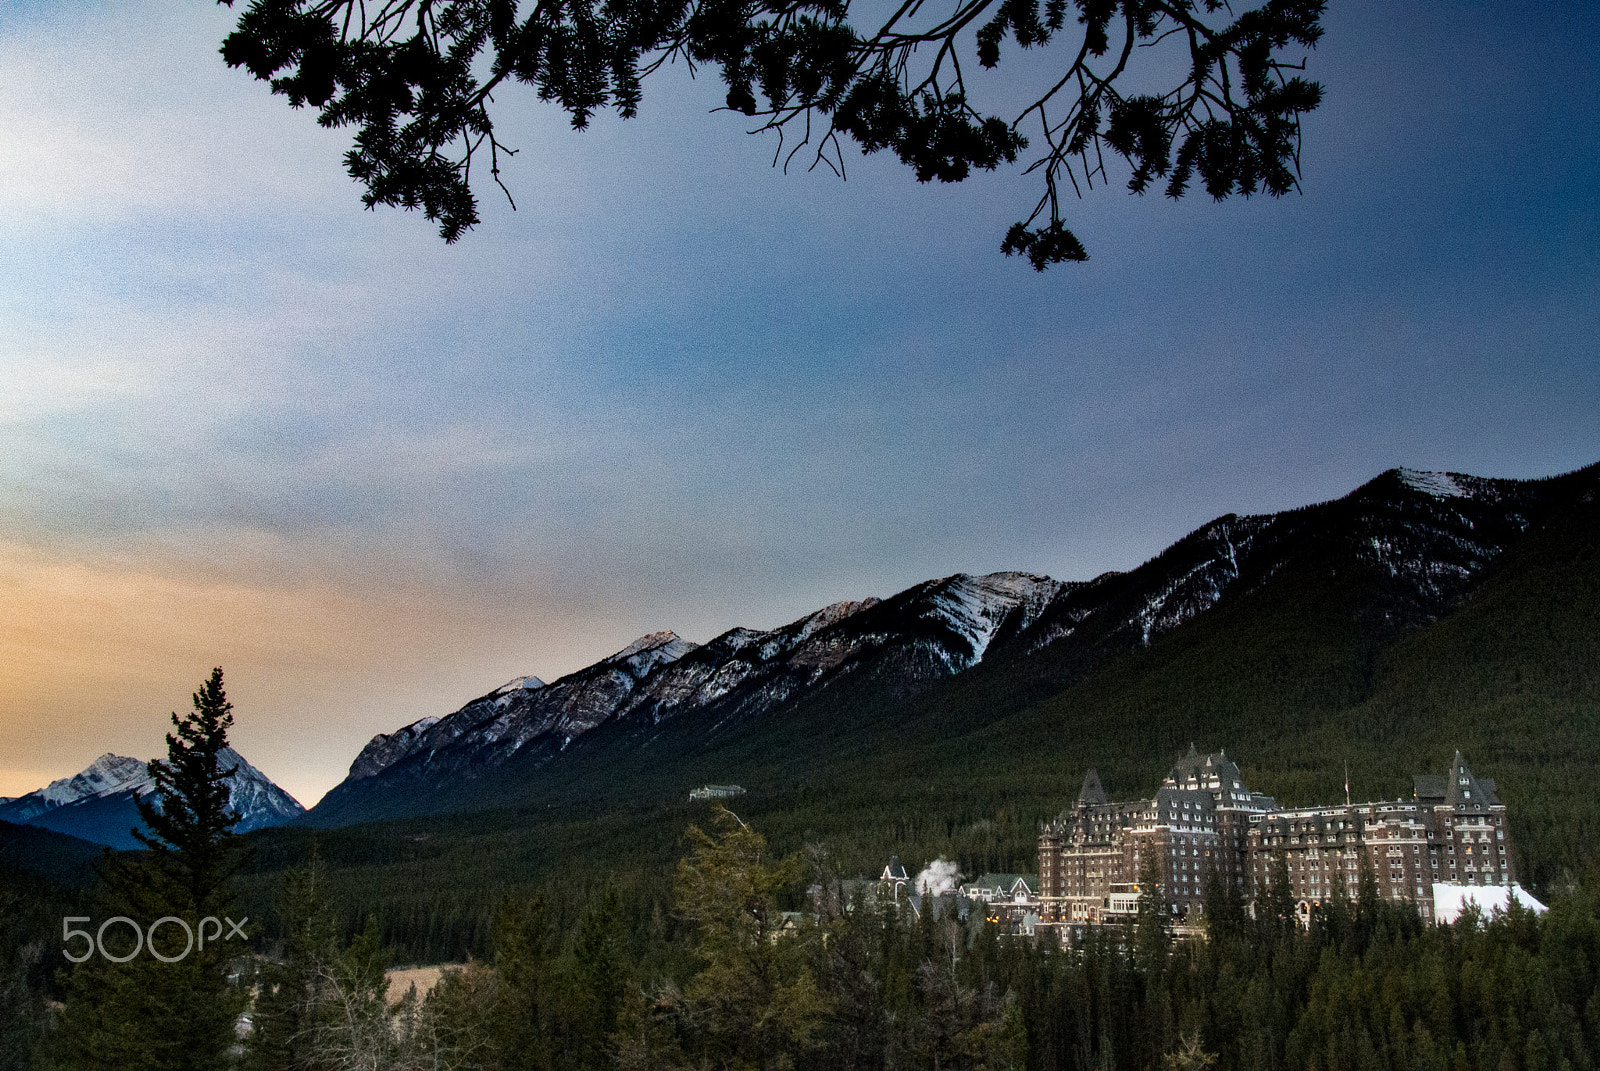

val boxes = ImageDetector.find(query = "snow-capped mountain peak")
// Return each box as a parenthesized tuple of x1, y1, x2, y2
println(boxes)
(33, 752, 153, 810)
(607, 631, 698, 677)
(0, 746, 304, 846)
(347, 715, 444, 780)
(792, 598, 880, 643)
(923, 572, 1066, 666)
(214, 747, 307, 830)
(494, 675, 546, 696)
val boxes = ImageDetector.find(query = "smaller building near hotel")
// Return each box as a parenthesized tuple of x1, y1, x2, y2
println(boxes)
(688, 784, 747, 801)
(959, 873, 1038, 906)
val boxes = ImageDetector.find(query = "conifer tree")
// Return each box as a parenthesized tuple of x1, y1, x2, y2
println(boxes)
(0, 887, 46, 1068)
(1135, 856, 1170, 969)
(132, 668, 249, 916)
(566, 886, 625, 1066)
(244, 845, 335, 1071)
(1263, 852, 1297, 942)
(486, 894, 556, 1071)
(1202, 861, 1246, 945)
(673, 804, 825, 1067)
(43, 667, 251, 1071)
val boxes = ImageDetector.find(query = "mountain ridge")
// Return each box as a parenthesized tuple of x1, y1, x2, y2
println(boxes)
(303, 462, 1598, 829)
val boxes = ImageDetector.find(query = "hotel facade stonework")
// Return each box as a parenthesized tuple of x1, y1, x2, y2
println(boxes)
(1038, 748, 1515, 929)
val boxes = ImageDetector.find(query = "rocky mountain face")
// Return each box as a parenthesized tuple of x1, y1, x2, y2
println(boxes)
(975, 465, 1571, 685)
(305, 463, 1598, 828)
(309, 573, 1067, 822)
(0, 754, 152, 824)
(0, 747, 305, 849)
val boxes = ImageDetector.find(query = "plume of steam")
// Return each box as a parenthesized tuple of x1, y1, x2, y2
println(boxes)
(915, 858, 960, 896)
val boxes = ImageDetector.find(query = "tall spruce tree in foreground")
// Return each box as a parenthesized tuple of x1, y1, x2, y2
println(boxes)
(43, 667, 251, 1071)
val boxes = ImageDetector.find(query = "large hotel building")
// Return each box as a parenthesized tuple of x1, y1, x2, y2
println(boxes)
(1037, 747, 1515, 928)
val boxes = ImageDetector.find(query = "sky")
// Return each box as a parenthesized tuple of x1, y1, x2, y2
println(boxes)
(0, 1, 1595, 807)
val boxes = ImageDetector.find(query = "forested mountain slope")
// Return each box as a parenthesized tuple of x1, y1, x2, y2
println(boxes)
(231, 463, 1600, 962)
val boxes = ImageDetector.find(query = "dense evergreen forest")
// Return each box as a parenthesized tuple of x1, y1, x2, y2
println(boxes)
(225, 812, 1600, 1071)
(8, 806, 1599, 1070)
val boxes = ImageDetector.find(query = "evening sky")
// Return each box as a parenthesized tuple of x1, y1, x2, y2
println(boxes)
(0, 1, 1595, 804)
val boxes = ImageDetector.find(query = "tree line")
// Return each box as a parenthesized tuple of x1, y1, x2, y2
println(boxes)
(221, 818, 1600, 1071)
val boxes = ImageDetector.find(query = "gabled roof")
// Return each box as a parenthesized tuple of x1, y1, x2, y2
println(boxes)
(882, 855, 909, 881)
(1413, 774, 1447, 800)
(1163, 745, 1243, 789)
(968, 873, 1038, 892)
(1416, 763, 1497, 805)
(1443, 752, 1498, 809)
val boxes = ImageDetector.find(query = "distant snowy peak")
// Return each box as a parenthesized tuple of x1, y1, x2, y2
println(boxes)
(707, 626, 768, 654)
(606, 630, 698, 677)
(347, 672, 551, 781)
(0, 747, 303, 834)
(0, 753, 156, 821)
(494, 676, 546, 696)
(348, 716, 443, 780)
(793, 598, 880, 642)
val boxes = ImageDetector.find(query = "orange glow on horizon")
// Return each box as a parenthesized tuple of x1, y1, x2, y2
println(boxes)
(0, 540, 601, 806)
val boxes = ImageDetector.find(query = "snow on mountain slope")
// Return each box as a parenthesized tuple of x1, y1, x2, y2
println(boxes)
(0, 754, 153, 823)
(920, 572, 1065, 667)
(1129, 515, 1272, 645)
(1397, 468, 1472, 499)
(348, 717, 442, 780)
(308, 461, 1600, 828)
(43, 753, 151, 803)
(316, 573, 1070, 824)
(333, 632, 701, 794)
(348, 673, 553, 781)
(0, 747, 304, 842)
(219, 748, 308, 830)
(494, 677, 546, 702)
